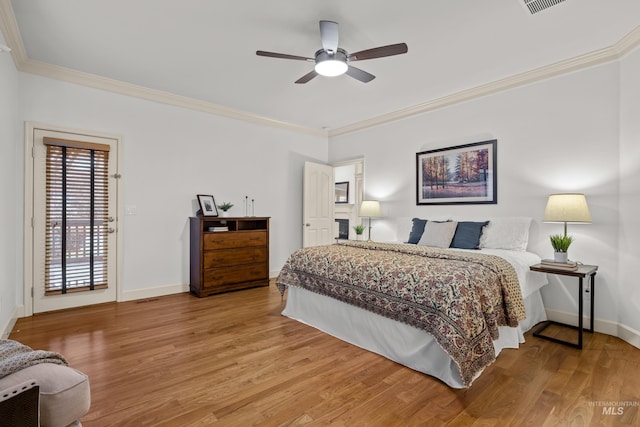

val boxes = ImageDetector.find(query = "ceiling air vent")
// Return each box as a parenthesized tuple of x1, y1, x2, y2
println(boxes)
(523, 0, 566, 15)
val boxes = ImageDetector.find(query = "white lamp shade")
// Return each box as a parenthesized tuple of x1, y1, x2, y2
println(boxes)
(360, 200, 382, 218)
(543, 193, 592, 223)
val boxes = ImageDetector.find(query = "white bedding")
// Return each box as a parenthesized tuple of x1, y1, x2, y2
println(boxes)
(451, 248, 548, 299)
(281, 248, 548, 388)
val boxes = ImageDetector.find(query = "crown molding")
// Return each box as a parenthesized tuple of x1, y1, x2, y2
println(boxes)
(0, 1, 326, 137)
(1, 0, 638, 138)
(17, 58, 327, 137)
(329, 25, 640, 137)
(613, 24, 640, 57)
(0, 0, 27, 64)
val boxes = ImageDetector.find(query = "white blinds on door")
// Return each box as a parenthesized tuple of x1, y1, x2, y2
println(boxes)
(44, 137, 110, 295)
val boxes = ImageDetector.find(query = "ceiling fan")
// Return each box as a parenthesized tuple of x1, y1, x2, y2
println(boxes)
(256, 20, 408, 84)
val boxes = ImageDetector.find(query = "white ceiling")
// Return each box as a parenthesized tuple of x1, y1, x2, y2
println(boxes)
(2, 0, 640, 134)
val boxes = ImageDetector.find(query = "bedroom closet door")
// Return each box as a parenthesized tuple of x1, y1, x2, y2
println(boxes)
(29, 126, 120, 314)
(302, 161, 334, 247)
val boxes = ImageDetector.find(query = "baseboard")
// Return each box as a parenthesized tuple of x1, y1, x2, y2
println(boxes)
(122, 277, 282, 300)
(618, 323, 640, 349)
(545, 308, 640, 350)
(120, 283, 189, 302)
(0, 306, 21, 339)
(6, 279, 273, 327)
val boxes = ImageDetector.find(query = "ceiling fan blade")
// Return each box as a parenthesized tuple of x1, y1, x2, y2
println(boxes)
(347, 43, 408, 61)
(345, 66, 375, 83)
(295, 70, 318, 84)
(256, 50, 314, 61)
(319, 20, 339, 53)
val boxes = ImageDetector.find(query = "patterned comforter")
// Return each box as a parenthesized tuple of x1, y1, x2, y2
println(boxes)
(276, 241, 526, 387)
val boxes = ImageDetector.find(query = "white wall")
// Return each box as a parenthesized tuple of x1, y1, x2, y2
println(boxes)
(329, 61, 634, 339)
(0, 33, 20, 336)
(619, 48, 640, 335)
(16, 73, 327, 302)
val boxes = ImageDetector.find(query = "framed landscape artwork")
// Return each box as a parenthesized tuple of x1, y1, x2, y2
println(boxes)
(416, 140, 497, 205)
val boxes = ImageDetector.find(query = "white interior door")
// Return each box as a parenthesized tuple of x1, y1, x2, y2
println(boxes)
(31, 127, 119, 313)
(303, 161, 335, 247)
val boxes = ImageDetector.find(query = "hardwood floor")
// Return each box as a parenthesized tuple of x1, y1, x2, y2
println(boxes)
(9, 282, 640, 426)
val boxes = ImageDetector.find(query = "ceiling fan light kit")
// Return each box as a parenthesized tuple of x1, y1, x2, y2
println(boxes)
(314, 48, 348, 76)
(256, 20, 408, 84)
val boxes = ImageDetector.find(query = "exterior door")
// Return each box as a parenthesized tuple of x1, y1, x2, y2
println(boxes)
(31, 127, 119, 313)
(302, 161, 334, 247)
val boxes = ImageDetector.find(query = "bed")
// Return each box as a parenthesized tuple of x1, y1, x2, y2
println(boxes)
(275, 218, 548, 388)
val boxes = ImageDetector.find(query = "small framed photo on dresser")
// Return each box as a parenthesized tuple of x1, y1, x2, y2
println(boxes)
(197, 194, 218, 217)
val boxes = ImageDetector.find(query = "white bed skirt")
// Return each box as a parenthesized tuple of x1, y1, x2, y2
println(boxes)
(282, 287, 547, 388)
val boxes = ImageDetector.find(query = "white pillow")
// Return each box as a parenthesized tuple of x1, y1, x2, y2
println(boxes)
(479, 217, 532, 251)
(417, 221, 458, 248)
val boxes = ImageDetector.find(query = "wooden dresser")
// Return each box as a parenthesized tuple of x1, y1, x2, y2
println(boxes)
(189, 216, 270, 297)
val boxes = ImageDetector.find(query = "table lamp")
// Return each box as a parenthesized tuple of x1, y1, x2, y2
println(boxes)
(359, 200, 382, 241)
(543, 193, 592, 237)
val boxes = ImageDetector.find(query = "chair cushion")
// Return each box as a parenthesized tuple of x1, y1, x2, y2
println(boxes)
(0, 363, 90, 427)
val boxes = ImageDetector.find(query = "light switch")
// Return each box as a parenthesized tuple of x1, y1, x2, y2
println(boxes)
(126, 205, 137, 215)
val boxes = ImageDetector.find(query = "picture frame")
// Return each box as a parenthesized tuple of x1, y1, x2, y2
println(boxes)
(416, 139, 497, 205)
(335, 181, 349, 204)
(197, 194, 219, 217)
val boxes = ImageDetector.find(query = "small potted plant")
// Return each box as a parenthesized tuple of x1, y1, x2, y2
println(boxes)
(353, 224, 365, 240)
(217, 202, 234, 217)
(550, 234, 573, 263)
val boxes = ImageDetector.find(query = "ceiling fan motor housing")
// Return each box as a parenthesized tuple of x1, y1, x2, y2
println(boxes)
(315, 48, 348, 63)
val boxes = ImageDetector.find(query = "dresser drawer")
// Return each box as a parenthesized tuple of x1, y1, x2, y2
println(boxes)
(203, 247, 267, 268)
(203, 264, 268, 288)
(204, 231, 266, 250)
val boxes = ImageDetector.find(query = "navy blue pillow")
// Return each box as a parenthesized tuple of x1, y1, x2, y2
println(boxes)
(407, 218, 427, 244)
(450, 221, 489, 249)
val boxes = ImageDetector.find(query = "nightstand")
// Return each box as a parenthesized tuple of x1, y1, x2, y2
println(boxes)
(529, 263, 598, 349)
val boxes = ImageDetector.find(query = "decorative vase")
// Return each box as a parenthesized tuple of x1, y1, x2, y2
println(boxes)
(221, 211, 229, 217)
(554, 251, 568, 263)
(356, 234, 363, 241)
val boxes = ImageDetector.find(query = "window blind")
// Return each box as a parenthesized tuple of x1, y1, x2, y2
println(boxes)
(44, 137, 110, 295)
